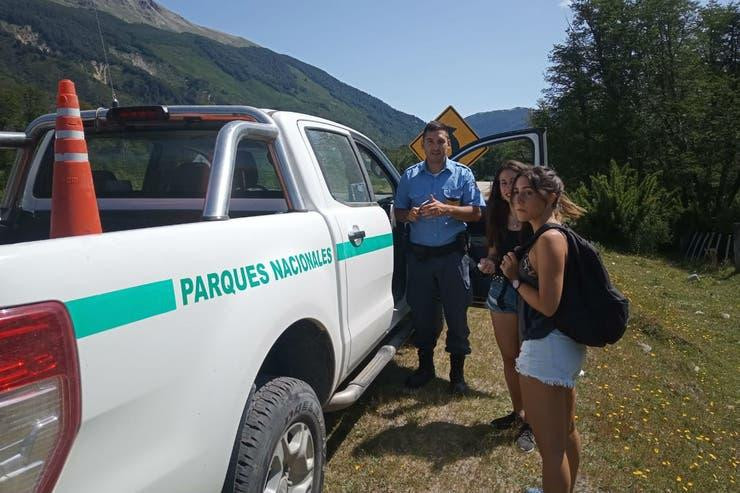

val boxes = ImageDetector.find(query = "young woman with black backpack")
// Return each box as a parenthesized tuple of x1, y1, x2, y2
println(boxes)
(499, 166, 586, 493)
(477, 160, 535, 452)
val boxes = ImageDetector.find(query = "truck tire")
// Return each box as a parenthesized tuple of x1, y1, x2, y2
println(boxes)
(228, 376, 325, 493)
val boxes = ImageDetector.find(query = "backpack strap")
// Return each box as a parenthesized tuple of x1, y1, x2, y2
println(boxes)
(516, 223, 567, 259)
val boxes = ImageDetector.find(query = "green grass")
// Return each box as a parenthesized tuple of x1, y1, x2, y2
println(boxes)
(323, 252, 739, 492)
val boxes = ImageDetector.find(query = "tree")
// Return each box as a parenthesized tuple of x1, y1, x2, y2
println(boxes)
(533, 0, 739, 237)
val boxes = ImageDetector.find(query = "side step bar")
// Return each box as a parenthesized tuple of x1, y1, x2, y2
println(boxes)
(324, 319, 412, 412)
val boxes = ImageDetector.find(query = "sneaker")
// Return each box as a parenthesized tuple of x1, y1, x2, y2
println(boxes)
(516, 423, 536, 453)
(489, 411, 519, 430)
(523, 488, 543, 493)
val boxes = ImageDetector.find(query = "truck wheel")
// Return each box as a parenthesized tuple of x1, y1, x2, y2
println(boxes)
(229, 376, 325, 493)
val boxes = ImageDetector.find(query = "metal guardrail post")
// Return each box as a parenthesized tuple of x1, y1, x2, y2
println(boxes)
(684, 232, 699, 259)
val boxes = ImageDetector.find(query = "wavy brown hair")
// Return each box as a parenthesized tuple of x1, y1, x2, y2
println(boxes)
(485, 160, 533, 262)
(513, 166, 586, 221)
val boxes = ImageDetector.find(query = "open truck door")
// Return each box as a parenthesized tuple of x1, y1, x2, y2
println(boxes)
(450, 128, 547, 307)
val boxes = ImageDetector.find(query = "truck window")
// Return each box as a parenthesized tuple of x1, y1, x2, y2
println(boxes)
(469, 138, 534, 182)
(305, 129, 371, 204)
(32, 131, 282, 199)
(356, 144, 394, 201)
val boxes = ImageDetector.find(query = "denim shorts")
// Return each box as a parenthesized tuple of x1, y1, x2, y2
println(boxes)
(516, 330, 586, 388)
(485, 276, 518, 314)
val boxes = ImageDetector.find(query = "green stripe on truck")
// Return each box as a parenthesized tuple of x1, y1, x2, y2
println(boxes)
(66, 280, 177, 339)
(336, 233, 393, 261)
(63, 233, 392, 338)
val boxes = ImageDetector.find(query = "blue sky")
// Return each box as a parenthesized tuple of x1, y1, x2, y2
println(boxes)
(157, 1, 575, 121)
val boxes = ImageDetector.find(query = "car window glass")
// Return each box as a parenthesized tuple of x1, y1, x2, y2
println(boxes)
(32, 131, 282, 199)
(306, 129, 370, 203)
(356, 144, 394, 200)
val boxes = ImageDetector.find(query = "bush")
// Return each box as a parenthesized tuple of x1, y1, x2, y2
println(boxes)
(572, 162, 681, 253)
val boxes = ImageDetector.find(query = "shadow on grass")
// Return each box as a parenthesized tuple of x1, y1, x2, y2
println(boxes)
(630, 311, 695, 349)
(325, 358, 496, 463)
(351, 421, 510, 471)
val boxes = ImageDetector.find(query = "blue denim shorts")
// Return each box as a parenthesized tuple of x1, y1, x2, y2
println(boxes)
(516, 330, 586, 388)
(485, 276, 518, 314)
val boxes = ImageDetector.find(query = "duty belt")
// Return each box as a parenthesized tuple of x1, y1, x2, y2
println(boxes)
(409, 234, 467, 261)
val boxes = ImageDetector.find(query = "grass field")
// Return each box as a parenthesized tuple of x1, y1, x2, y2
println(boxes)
(323, 251, 739, 492)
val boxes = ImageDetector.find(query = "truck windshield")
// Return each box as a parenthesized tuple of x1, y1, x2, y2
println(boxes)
(33, 130, 282, 199)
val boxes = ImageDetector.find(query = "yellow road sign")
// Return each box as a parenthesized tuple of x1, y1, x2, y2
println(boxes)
(409, 105, 487, 166)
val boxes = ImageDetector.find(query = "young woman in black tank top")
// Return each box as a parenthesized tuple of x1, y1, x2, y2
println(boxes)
(500, 166, 586, 493)
(477, 160, 534, 451)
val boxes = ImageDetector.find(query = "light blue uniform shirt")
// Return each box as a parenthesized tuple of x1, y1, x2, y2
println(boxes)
(395, 158, 485, 247)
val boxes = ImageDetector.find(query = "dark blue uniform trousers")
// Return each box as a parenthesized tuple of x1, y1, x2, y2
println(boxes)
(406, 250, 472, 355)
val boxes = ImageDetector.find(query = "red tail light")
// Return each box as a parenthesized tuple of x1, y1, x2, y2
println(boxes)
(107, 105, 169, 122)
(0, 302, 81, 493)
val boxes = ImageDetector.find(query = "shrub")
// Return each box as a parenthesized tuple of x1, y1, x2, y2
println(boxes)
(572, 162, 681, 253)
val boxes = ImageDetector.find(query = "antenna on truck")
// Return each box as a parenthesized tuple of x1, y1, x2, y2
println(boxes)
(91, 1, 119, 108)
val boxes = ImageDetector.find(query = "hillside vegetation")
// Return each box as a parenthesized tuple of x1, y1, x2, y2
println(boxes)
(0, 0, 423, 148)
(49, 0, 257, 48)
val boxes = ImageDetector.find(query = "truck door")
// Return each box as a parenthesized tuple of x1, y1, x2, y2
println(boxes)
(450, 128, 547, 306)
(302, 124, 394, 371)
(351, 137, 406, 305)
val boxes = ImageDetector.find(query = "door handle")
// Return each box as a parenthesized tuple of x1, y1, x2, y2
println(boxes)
(348, 228, 366, 247)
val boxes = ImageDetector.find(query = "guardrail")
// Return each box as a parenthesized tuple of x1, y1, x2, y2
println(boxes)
(684, 230, 735, 266)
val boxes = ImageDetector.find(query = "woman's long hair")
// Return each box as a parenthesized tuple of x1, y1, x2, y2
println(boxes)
(485, 160, 533, 261)
(514, 166, 586, 221)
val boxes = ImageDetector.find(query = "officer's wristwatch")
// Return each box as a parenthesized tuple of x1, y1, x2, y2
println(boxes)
(511, 279, 521, 291)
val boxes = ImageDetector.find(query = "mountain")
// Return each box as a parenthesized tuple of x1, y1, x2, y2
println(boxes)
(48, 0, 256, 48)
(0, 0, 424, 147)
(465, 107, 532, 137)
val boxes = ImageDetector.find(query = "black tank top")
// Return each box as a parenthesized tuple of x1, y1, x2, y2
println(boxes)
(517, 246, 557, 341)
(496, 227, 532, 261)
(500, 228, 522, 259)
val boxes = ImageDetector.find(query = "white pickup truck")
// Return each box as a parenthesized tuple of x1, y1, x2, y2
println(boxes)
(0, 104, 546, 493)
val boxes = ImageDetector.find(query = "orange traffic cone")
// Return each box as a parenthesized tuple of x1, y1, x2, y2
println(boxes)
(50, 80, 102, 238)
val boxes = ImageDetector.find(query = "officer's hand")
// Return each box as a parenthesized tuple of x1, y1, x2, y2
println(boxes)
(500, 252, 519, 280)
(407, 207, 420, 222)
(420, 195, 448, 217)
(477, 258, 496, 274)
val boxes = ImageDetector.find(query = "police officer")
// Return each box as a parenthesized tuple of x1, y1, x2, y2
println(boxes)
(395, 121, 485, 393)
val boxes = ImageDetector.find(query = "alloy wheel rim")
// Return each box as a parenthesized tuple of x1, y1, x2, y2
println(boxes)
(263, 422, 315, 493)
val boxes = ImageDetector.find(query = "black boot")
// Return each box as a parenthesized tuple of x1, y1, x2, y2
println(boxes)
(449, 354, 469, 395)
(405, 348, 435, 388)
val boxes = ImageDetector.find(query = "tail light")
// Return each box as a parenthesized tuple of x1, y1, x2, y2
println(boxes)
(107, 105, 169, 122)
(0, 302, 81, 493)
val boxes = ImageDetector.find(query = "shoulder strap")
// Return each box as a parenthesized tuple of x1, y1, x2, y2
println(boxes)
(516, 223, 567, 259)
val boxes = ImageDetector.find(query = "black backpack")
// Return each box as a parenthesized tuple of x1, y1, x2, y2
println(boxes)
(519, 223, 629, 347)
